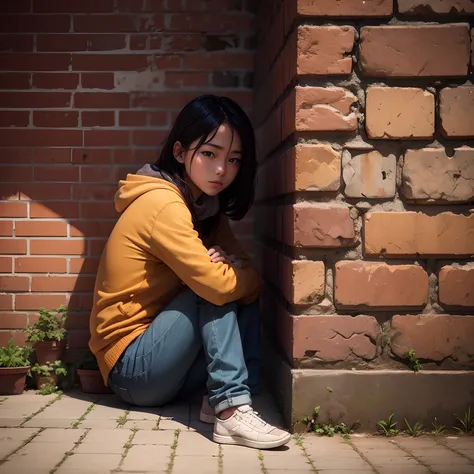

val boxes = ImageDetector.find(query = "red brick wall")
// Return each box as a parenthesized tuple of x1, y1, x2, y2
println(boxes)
(255, 0, 474, 371)
(0, 0, 256, 349)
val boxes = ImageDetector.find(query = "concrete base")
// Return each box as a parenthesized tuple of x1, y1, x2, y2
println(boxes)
(262, 338, 474, 432)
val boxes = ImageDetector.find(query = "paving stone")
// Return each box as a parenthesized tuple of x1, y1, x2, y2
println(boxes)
(127, 405, 162, 421)
(442, 438, 474, 461)
(0, 393, 57, 425)
(262, 450, 311, 470)
(58, 453, 122, 471)
(123, 419, 158, 430)
(121, 444, 171, 471)
(310, 455, 372, 470)
(133, 429, 176, 445)
(36, 428, 86, 443)
(188, 419, 215, 433)
(157, 417, 188, 430)
(78, 419, 121, 428)
(172, 455, 219, 474)
(175, 431, 218, 456)
(221, 444, 262, 472)
(80, 402, 128, 421)
(0, 427, 39, 458)
(82, 428, 131, 444)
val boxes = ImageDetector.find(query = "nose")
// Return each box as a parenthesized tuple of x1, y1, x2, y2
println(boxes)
(216, 162, 226, 176)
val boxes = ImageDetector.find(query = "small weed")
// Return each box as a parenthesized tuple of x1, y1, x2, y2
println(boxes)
(71, 402, 94, 428)
(166, 429, 180, 474)
(326, 387, 333, 393)
(431, 417, 447, 436)
(377, 413, 399, 437)
(404, 349, 422, 372)
(302, 405, 359, 438)
(116, 410, 129, 427)
(37, 383, 62, 396)
(404, 418, 423, 437)
(453, 407, 474, 435)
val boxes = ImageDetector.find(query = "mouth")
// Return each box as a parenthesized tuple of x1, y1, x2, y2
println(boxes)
(209, 181, 223, 186)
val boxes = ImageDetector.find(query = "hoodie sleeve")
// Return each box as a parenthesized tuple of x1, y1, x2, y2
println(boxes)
(149, 200, 261, 306)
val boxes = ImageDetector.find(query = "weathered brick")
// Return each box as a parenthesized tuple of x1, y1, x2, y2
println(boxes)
(294, 86, 358, 132)
(281, 257, 325, 305)
(391, 315, 474, 366)
(360, 25, 470, 77)
(298, 0, 393, 16)
(366, 87, 434, 139)
(342, 151, 396, 199)
(293, 144, 341, 192)
(398, 0, 474, 14)
(365, 212, 474, 257)
(401, 148, 474, 203)
(439, 86, 474, 138)
(285, 204, 356, 248)
(297, 26, 355, 75)
(335, 261, 428, 310)
(281, 310, 381, 361)
(439, 264, 474, 308)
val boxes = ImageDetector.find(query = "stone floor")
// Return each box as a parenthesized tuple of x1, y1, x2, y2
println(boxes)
(0, 391, 473, 474)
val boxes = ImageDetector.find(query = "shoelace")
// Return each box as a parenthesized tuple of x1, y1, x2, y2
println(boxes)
(238, 407, 268, 429)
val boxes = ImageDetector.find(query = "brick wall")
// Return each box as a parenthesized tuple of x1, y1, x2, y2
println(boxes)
(254, 0, 474, 419)
(0, 0, 256, 350)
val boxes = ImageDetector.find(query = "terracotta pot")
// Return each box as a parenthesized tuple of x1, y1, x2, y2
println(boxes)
(34, 340, 66, 365)
(34, 373, 58, 389)
(77, 369, 112, 394)
(0, 366, 30, 395)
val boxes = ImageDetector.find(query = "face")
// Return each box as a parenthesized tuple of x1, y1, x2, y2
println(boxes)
(173, 123, 242, 199)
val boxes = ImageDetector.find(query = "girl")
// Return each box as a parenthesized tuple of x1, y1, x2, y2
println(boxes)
(89, 95, 291, 450)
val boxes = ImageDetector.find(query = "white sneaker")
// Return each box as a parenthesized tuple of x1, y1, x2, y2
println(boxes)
(213, 404, 291, 449)
(199, 395, 215, 424)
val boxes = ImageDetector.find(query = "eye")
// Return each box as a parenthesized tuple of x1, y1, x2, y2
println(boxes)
(229, 157, 241, 164)
(202, 151, 214, 158)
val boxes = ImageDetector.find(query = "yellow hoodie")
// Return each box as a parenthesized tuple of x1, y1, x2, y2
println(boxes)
(89, 174, 261, 384)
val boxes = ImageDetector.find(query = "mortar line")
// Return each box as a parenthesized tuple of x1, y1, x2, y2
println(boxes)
(116, 409, 130, 428)
(20, 393, 62, 426)
(390, 438, 440, 474)
(0, 428, 44, 466)
(257, 450, 268, 474)
(433, 437, 474, 463)
(293, 434, 319, 473)
(344, 437, 381, 474)
(71, 402, 95, 429)
(114, 427, 138, 472)
(217, 444, 223, 474)
(166, 428, 180, 474)
(49, 428, 91, 474)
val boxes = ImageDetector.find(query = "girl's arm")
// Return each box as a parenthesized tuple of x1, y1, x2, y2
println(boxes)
(149, 200, 260, 306)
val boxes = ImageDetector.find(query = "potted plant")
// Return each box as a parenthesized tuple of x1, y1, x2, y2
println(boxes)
(76, 349, 111, 394)
(31, 360, 67, 390)
(25, 305, 68, 365)
(0, 339, 32, 395)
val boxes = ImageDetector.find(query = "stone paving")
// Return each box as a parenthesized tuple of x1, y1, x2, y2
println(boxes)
(0, 391, 473, 474)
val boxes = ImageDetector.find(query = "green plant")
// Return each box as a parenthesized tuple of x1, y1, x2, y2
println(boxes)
(404, 418, 423, 437)
(377, 413, 399, 436)
(32, 360, 67, 377)
(37, 382, 61, 395)
(453, 407, 474, 435)
(302, 406, 359, 438)
(25, 306, 68, 343)
(0, 339, 32, 368)
(403, 349, 422, 372)
(76, 348, 99, 370)
(431, 417, 447, 436)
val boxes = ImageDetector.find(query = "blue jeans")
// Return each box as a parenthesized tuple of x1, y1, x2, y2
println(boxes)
(108, 287, 260, 414)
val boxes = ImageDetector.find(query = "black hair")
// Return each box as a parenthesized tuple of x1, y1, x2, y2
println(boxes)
(154, 94, 257, 232)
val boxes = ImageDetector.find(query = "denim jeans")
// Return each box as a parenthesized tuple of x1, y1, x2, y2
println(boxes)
(108, 287, 260, 414)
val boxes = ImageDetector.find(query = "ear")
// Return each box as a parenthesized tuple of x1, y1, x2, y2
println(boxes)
(173, 141, 185, 163)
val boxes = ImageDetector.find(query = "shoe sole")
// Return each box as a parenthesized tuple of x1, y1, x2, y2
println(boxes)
(199, 411, 215, 424)
(213, 432, 291, 449)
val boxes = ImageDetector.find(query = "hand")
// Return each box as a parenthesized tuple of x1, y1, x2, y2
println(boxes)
(207, 246, 231, 264)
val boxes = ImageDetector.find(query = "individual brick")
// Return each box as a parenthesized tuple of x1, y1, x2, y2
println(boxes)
(297, 26, 355, 75)
(295, 86, 358, 132)
(365, 212, 474, 257)
(398, 0, 474, 14)
(342, 150, 396, 199)
(298, 0, 393, 16)
(439, 86, 474, 138)
(335, 261, 428, 310)
(401, 147, 474, 203)
(365, 87, 434, 139)
(284, 204, 356, 248)
(293, 144, 341, 192)
(391, 315, 474, 365)
(359, 25, 470, 77)
(281, 256, 325, 305)
(281, 310, 381, 361)
(439, 264, 474, 308)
